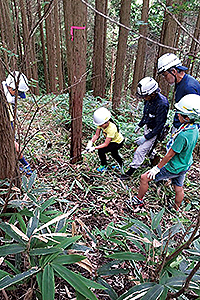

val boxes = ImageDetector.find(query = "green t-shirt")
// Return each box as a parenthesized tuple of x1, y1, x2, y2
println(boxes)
(165, 125, 199, 174)
(98, 122, 124, 144)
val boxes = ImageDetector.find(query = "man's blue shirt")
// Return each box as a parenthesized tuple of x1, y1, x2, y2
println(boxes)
(138, 92, 169, 140)
(173, 74, 200, 128)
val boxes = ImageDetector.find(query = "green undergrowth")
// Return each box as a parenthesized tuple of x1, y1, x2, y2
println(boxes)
(0, 92, 199, 299)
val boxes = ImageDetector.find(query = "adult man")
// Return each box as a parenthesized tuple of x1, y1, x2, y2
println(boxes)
(121, 77, 169, 180)
(157, 53, 200, 132)
(131, 94, 200, 211)
(2, 71, 32, 175)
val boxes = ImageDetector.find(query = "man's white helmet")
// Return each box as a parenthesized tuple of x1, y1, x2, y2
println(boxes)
(136, 77, 159, 97)
(6, 71, 29, 92)
(157, 53, 187, 74)
(93, 107, 111, 126)
(175, 94, 200, 119)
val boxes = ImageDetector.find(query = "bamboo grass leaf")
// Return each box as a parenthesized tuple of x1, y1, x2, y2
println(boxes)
(29, 247, 62, 256)
(8, 223, 29, 241)
(27, 207, 40, 238)
(107, 252, 146, 261)
(0, 223, 27, 245)
(34, 205, 78, 233)
(28, 170, 37, 190)
(141, 284, 164, 300)
(0, 267, 40, 290)
(151, 208, 165, 230)
(117, 283, 155, 300)
(52, 264, 97, 300)
(53, 254, 86, 265)
(97, 278, 118, 300)
(42, 265, 55, 300)
(0, 270, 11, 280)
(0, 244, 26, 257)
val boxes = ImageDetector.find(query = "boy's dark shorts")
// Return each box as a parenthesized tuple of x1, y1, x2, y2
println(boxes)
(155, 167, 188, 187)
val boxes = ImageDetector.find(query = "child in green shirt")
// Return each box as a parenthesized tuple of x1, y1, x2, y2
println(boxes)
(130, 94, 200, 211)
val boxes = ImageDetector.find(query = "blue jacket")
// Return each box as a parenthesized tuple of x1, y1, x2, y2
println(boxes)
(174, 74, 200, 128)
(138, 92, 169, 140)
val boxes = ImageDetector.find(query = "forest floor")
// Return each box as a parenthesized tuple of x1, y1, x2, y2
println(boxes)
(4, 93, 200, 299)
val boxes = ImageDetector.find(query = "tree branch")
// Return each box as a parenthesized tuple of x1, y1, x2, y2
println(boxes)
(81, 0, 200, 53)
(166, 261, 200, 299)
(157, 0, 200, 45)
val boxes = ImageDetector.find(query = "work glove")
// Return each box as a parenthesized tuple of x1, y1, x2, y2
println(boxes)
(135, 135, 147, 146)
(86, 140, 93, 149)
(147, 166, 160, 180)
(88, 146, 96, 152)
(134, 125, 141, 134)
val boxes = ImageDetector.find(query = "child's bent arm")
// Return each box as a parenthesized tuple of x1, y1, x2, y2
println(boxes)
(95, 137, 112, 149)
(157, 148, 176, 169)
(92, 128, 100, 143)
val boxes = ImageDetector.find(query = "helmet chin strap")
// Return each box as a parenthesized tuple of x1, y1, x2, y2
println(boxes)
(168, 68, 177, 86)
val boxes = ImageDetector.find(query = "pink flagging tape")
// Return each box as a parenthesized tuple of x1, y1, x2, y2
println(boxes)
(71, 26, 86, 41)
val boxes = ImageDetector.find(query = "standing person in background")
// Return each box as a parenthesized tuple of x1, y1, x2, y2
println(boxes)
(2, 71, 32, 175)
(120, 77, 169, 180)
(85, 107, 124, 172)
(131, 94, 200, 211)
(157, 53, 200, 133)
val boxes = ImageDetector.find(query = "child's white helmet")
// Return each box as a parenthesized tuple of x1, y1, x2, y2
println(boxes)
(6, 71, 29, 92)
(175, 94, 200, 119)
(136, 77, 159, 97)
(93, 107, 111, 126)
(157, 53, 187, 74)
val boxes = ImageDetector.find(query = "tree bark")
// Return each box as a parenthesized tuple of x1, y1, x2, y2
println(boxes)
(112, 0, 131, 110)
(54, 0, 64, 92)
(19, 0, 32, 78)
(124, 49, 134, 96)
(45, 3, 57, 93)
(186, 11, 200, 74)
(37, 0, 49, 93)
(63, 0, 87, 163)
(26, 0, 39, 95)
(156, 0, 179, 97)
(0, 89, 19, 181)
(92, 0, 107, 99)
(0, 0, 16, 70)
(131, 0, 149, 96)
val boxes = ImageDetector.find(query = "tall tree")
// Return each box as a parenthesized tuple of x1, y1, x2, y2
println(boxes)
(0, 89, 19, 182)
(131, 0, 149, 96)
(37, 0, 50, 93)
(54, 0, 64, 92)
(124, 48, 134, 95)
(0, 1, 16, 70)
(26, 0, 39, 95)
(156, 0, 179, 97)
(112, 0, 131, 110)
(19, 0, 32, 78)
(45, 3, 57, 93)
(63, 0, 87, 163)
(92, 0, 107, 99)
(186, 11, 200, 74)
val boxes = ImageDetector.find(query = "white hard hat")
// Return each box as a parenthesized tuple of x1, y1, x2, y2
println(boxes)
(136, 77, 159, 97)
(6, 71, 29, 92)
(175, 94, 200, 119)
(157, 53, 188, 74)
(93, 107, 111, 126)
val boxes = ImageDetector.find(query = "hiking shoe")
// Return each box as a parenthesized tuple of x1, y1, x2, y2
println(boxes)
(96, 165, 107, 172)
(120, 167, 136, 180)
(111, 165, 120, 170)
(24, 165, 33, 175)
(20, 164, 33, 175)
(126, 196, 144, 208)
(120, 173, 131, 180)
